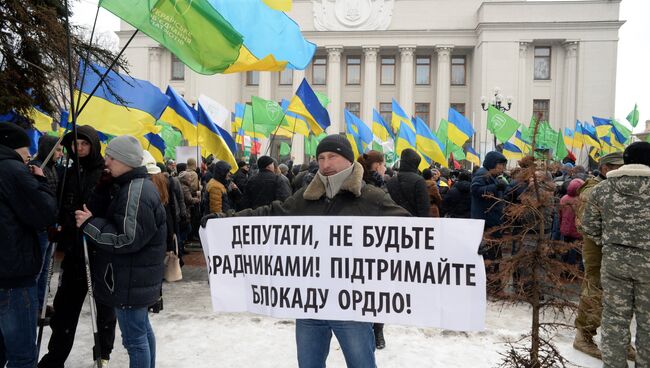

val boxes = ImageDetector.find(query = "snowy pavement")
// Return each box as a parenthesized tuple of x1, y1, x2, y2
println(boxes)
(39, 265, 627, 367)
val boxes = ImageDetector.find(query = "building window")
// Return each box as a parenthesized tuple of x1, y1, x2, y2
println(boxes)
(346, 56, 361, 85)
(534, 47, 551, 80)
(451, 56, 466, 85)
(246, 71, 259, 86)
(379, 102, 392, 125)
(345, 102, 361, 118)
(415, 103, 430, 125)
(312, 57, 327, 85)
(533, 99, 550, 122)
(415, 56, 430, 85)
(171, 54, 184, 80)
(450, 103, 466, 116)
(279, 69, 292, 85)
(380, 57, 395, 85)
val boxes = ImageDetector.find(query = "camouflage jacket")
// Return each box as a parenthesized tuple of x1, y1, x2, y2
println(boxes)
(581, 164, 650, 249)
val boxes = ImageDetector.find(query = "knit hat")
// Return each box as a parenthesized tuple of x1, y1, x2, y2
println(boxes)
(599, 152, 624, 166)
(257, 155, 275, 171)
(483, 151, 507, 170)
(399, 148, 422, 172)
(141, 150, 161, 175)
(105, 135, 143, 168)
(237, 160, 248, 168)
(623, 142, 650, 167)
(316, 134, 355, 162)
(0, 123, 31, 149)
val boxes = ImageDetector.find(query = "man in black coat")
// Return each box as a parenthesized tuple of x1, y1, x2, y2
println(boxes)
(75, 135, 166, 368)
(40, 125, 117, 368)
(386, 148, 430, 217)
(0, 123, 57, 368)
(241, 155, 291, 209)
(441, 170, 472, 218)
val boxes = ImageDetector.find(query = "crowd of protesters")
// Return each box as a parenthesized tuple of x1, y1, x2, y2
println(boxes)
(1, 122, 650, 368)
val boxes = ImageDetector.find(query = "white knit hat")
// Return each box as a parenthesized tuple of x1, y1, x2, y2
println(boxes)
(141, 150, 161, 175)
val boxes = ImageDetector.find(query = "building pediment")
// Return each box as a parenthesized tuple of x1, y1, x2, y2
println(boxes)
(313, 0, 394, 31)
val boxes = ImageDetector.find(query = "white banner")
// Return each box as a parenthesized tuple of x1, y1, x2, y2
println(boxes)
(175, 146, 200, 164)
(199, 216, 486, 331)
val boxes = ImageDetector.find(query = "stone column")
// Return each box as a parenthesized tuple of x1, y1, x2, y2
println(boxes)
(399, 46, 416, 117)
(362, 46, 379, 129)
(148, 47, 161, 88)
(326, 46, 343, 134)
(517, 42, 531, 124)
(563, 41, 579, 131)
(435, 45, 453, 129)
(291, 69, 306, 164)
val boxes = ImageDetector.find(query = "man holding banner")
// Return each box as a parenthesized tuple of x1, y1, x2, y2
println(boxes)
(203, 134, 410, 367)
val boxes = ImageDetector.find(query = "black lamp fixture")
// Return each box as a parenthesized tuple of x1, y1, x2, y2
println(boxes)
(480, 87, 513, 112)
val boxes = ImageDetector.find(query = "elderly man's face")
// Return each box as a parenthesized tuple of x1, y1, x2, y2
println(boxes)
(318, 152, 352, 176)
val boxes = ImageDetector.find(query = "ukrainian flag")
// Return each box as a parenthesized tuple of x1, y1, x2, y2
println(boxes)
(160, 86, 198, 145)
(593, 116, 613, 139)
(28, 107, 54, 133)
(572, 121, 585, 149)
(287, 79, 330, 135)
(563, 128, 577, 151)
(466, 146, 480, 166)
(447, 107, 475, 147)
(372, 109, 393, 152)
(391, 98, 414, 134)
(142, 133, 166, 163)
(395, 123, 430, 172)
(589, 146, 601, 161)
(503, 142, 524, 160)
(281, 99, 310, 137)
(197, 104, 238, 173)
(414, 116, 447, 168)
(581, 122, 601, 149)
(74, 61, 169, 137)
(344, 110, 372, 158)
(232, 103, 245, 133)
(513, 130, 531, 154)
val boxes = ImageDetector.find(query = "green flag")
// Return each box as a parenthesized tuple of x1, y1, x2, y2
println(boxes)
(100, 0, 243, 75)
(626, 104, 640, 127)
(252, 96, 287, 133)
(527, 119, 557, 149)
(611, 119, 632, 141)
(451, 144, 466, 161)
(280, 142, 291, 156)
(315, 92, 331, 108)
(487, 106, 520, 143)
(436, 119, 451, 158)
(157, 121, 183, 159)
(554, 130, 569, 161)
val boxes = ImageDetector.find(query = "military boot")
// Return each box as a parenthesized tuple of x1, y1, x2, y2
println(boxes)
(572, 330, 602, 359)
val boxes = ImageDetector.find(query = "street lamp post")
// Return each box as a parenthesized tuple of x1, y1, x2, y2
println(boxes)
(481, 87, 513, 148)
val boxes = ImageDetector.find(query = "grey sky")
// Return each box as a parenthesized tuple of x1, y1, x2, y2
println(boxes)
(71, 0, 650, 133)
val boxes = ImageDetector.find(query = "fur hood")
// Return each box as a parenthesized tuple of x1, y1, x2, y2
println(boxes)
(607, 164, 650, 178)
(303, 161, 364, 200)
(605, 164, 650, 197)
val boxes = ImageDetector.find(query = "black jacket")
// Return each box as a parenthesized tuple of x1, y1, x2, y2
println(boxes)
(83, 167, 167, 308)
(441, 180, 471, 218)
(232, 168, 249, 194)
(0, 145, 57, 287)
(386, 161, 429, 217)
(241, 169, 291, 209)
(58, 125, 106, 254)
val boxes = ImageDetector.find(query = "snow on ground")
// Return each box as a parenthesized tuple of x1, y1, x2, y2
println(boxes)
(39, 266, 628, 367)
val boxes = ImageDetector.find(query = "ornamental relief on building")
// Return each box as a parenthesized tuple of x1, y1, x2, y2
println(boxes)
(313, 0, 394, 31)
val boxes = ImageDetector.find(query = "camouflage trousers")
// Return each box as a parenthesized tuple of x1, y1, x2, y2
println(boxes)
(601, 246, 650, 368)
(574, 237, 603, 336)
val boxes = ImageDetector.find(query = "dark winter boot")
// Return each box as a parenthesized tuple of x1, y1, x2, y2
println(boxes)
(373, 324, 386, 350)
(572, 330, 601, 359)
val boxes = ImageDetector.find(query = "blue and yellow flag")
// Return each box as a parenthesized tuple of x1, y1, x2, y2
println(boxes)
(281, 99, 310, 137)
(391, 98, 414, 134)
(372, 108, 393, 152)
(414, 116, 447, 168)
(74, 61, 169, 137)
(160, 86, 198, 145)
(447, 107, 475, 147)
(512, 130, 531, 154)
(503, 142, 524, 160)
(28, 107, 54, 133)
(572, 121, 585, 149)
(580, 121, 601, 149)
(232, 103, 245, 133)
(287, 79, 330, 135)
(395, 122, 430, 171)
(466, 146, 480, 166)
(563, 128, 577, 151)
(344, 110, 372, 159)
(142, 133, 166, 163)
(197, 104, 238, 172)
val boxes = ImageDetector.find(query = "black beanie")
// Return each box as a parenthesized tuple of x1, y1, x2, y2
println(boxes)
(257, 155, 275, 171)
(237, 160, 248, 168)
(399, 148, 421, 172)
(0, 123, 31, 149)
(623, 142, 650, 167)
(316, 134, 355, 162)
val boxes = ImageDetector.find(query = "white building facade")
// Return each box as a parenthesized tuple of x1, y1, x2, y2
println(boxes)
(118, 0, 623, 163)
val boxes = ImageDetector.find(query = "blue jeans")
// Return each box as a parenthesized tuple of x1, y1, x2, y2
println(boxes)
(295, 319, 376, 368)
(0, 286, 38, 368)
(115, 308, 155, 368)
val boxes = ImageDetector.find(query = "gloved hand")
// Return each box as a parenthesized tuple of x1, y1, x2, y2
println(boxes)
(201, 212, 226, 228)
(495, 175, 508, 191)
